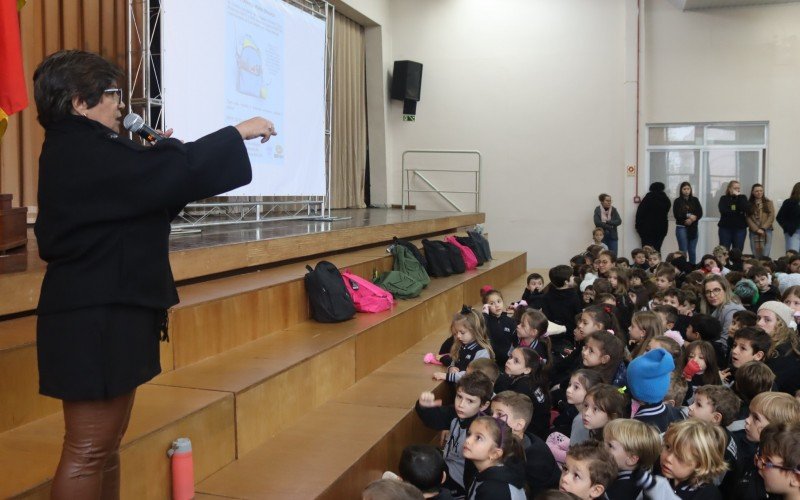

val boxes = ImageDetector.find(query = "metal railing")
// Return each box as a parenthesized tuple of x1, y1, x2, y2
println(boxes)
(401, 150, 482, 212)
(173, 199, 324, 229)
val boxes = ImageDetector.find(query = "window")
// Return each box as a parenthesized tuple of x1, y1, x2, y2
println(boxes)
(646, 122, 767, 251)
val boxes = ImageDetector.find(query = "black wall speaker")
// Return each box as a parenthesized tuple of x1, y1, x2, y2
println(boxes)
(391, 61, 423, 101)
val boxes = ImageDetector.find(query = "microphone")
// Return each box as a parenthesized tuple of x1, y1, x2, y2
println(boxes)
(123, 113, 165, 142)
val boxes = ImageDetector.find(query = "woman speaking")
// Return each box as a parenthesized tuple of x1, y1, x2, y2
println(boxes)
(33, 50, 276, 499)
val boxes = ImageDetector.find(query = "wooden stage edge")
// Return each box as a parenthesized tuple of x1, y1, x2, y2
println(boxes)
(0, 209, 485, 317)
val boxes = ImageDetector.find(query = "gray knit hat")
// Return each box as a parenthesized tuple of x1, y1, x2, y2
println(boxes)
(758, 301, 794, 329)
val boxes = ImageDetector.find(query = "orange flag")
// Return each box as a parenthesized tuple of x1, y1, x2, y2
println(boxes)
(0, 0, 28, 139)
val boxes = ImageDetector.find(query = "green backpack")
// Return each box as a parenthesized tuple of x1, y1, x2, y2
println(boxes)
(392, 244, 430, 288)
(373, 245, 430, 299)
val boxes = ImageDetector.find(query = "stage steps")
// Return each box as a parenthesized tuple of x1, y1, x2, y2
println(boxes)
(194, 272, 535, 499)
(0, 242, 526, 498)
(0, 235, 447, 433)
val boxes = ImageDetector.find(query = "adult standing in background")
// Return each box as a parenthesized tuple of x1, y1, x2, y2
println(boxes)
(777, 182, 800, 253)
(635, 182, 671, 252)
(33, 50, 276, 499)
(673, 181, 703, 265)
(593, 193, 622, 256)
(746, 183, 775, 259)
(717, 180, 749, 252)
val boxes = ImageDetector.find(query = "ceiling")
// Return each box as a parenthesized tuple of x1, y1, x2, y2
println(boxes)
(669, 0, 800, 9)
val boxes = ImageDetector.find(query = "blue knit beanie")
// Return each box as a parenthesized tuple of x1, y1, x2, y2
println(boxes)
(627, 348, 674, 404)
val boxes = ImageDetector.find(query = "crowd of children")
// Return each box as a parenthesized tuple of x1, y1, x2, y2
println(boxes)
(363, 244, 800, 500)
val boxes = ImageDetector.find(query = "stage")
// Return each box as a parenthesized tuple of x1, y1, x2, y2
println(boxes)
(0, 208, 484, 316)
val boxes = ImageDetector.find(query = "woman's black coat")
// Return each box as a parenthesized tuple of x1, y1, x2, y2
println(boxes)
(35, 115, 253, 314)
(635, 187, 671, 250)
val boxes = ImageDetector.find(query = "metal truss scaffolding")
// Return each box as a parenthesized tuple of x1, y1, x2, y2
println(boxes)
(127, 0, 339, 230)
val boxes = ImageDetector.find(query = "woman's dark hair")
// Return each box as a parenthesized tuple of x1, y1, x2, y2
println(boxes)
(679, 181, 693, 197)
(598, 193, 611, 203)
(33, 50, 123, 127)
(748, 183, 771, 215)
(790, 182, 800, 202)
(649, 182, 665, 193)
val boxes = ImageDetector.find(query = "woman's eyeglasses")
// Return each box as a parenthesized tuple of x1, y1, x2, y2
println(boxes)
(754, 452, 800, 473)
(103, 88, 123, 104)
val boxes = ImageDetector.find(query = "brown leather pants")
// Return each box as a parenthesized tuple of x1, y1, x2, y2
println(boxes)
(50, 390, 136, 500)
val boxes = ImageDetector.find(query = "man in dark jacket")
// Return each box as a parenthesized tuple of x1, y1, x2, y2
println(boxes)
(635, 182, 671, 252)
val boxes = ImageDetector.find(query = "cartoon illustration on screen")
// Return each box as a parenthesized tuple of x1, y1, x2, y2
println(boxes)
(235, 35, 268, 99)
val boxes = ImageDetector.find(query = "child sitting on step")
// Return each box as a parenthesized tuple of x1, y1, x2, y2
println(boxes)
(416, 371, 494, 498)
(433, 307, 494, 384)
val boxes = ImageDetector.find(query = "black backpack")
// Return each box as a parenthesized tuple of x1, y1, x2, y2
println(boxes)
(392, 237, 427, 270)
(468, 230, 492, 261)
(304, 261, 356, 322)
(442, 241, 466, 274)
(455, 236, 486, 266)
(421, 239, 453, 277)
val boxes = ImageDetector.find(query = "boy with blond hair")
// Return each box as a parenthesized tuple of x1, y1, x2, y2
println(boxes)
(733, 392, 800, 500)
(602, 419, 661, 499)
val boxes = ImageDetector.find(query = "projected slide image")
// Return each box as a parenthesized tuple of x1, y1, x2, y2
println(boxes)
(163, 0, 326, 196)
(226, 0, 285, 164)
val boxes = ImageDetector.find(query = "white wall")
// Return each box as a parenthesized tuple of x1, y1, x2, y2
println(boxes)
(334, 0, 800, 267)
(642, 0, 800, 258)
(383, 0, 628, 266)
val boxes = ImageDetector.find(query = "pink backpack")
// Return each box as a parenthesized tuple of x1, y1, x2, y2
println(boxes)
(445, 236, 478, 270)
(341, 269, 394, 313)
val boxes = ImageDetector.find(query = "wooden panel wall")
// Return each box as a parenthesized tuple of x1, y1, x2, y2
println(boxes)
(0, 0, 127, 212)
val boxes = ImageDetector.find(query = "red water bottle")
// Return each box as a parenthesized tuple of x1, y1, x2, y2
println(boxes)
(167, 437, 195, 500)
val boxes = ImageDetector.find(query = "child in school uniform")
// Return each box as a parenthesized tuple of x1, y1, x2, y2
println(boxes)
(686, 385, 741, 492)
(397, 444, 454, 500)
(581, 331, 627, 387)
(729, 391, 800, 500)
(514, 309, 552, 367)
(416, 372, 495, 497)
(602, 419, 662, 500)
(558, 440, 618, 500)
(521, 273, 546, 310)
(490, 391, 561, 497)
(757, 422, 800, 500)
(482, 289, 517, 369)
(681, 341, 723, 405)
(551, 306, 618, 396)
(433, 307, 494, 384)
(549, 369, 604, 457)
(579, 384, 628, 443)
(494, 347, 550, 439)
(721, 326, 770, 386)
(639, 419, 728, 499)
(462, 416, 526, 499)
(627, 348, 684, 433)
(727, 361, 777, 488)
